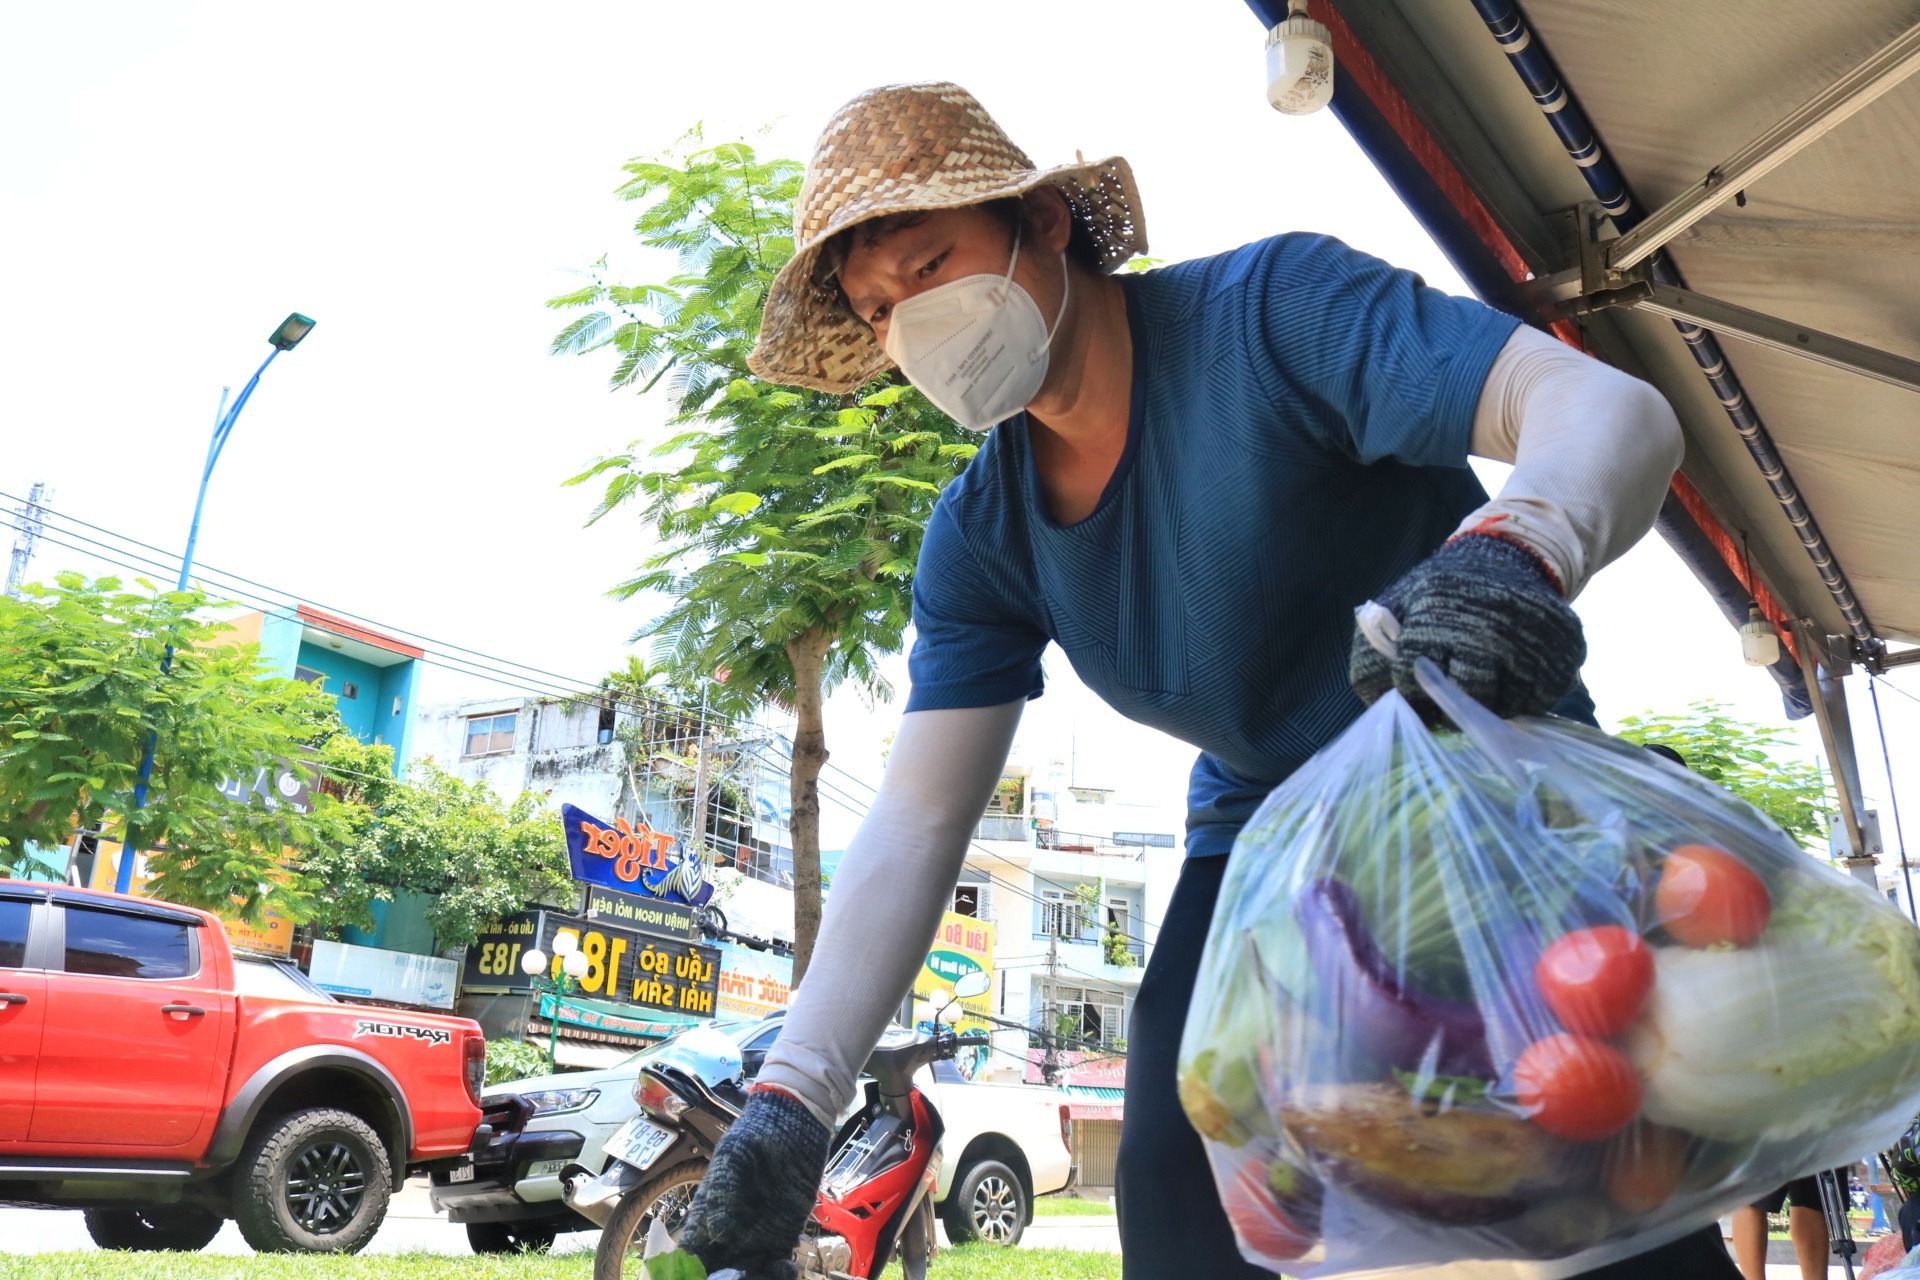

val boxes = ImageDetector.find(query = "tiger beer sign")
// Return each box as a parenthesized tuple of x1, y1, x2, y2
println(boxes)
(561, 803, 714, 908)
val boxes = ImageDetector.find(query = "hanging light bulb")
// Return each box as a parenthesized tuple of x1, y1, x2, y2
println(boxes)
(1740, 604, 1781, 667)
(1266, 0, 1335, 115)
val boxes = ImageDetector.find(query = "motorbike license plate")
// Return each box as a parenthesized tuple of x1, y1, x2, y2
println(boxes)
(448, 1160, 476, 1184)
(605, 1118, 675, 1171)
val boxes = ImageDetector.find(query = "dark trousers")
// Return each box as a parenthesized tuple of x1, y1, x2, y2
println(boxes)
(1114, 854, 1741, 1280)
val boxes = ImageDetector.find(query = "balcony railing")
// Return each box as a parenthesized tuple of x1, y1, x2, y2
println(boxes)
(973, 814, 1032, 842)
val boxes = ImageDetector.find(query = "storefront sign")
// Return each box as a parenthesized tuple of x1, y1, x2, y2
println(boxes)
(308, 939, 458, 1010)
(562, 804, 714, 907)
(538, 913, 718, 1019)
(463, 909, 721, 1020)
(461, 911, 542, 992)
(583, 884, 696, 940)
(913, 911, 994, 1037)
(713, 941, 792, 1021)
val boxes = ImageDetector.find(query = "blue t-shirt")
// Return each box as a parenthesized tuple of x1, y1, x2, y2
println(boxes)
(904, 233, 1589, 857)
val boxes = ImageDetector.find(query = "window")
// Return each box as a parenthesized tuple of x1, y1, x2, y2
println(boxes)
(463, 712, 518, 758)
(0, 900, 30, 968)
(294, 665, 326, 687)
(1039, 888, 1089, 940)
(951, 882, 992, 921)
(1107, 899, 1131, 945)
(1040, 982, 1126, 1047)
(62, 907, 194, 980)
(340, 681, 359, 700)
(739, 1023, 782, 1078)
(597, 701, 616, 746)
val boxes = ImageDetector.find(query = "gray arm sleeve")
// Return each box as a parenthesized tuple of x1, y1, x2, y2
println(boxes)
(1464, 324, 1685, 598)
(754, 700, 1023, 1125)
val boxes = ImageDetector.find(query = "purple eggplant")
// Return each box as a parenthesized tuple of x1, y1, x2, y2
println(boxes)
(1293, 878, 1493, 1080)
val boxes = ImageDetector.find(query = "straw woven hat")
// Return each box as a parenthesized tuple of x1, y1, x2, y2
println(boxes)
(748, 81, 1147, 394)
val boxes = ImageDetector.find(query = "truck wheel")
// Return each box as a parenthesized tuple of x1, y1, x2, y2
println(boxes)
(232, 1107, 392, 1254)
(593, 1160, 706, 1280)
(467, 1219, 561, 1253)
(941, 1159, 1027, 1247)
(83, 1206, 224, 1251)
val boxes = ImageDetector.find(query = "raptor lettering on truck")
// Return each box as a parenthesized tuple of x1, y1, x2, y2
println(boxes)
(353, 1019, 453, 1047)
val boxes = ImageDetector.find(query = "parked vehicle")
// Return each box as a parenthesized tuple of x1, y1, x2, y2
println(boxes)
(0, 881, 487, 1254)
(435, 1005, 1075, 1252)
(429, 1015, 787, 1253)
(572, 976, 995, 1280)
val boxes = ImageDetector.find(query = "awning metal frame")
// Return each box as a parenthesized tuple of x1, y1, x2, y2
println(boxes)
(1606, 18, 1920, 273)
(1527, 202, 1920, 396)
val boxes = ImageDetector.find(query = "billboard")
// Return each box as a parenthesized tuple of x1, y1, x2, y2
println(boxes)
(562, 804, 714, 907)
(913, 911, 994, 1037)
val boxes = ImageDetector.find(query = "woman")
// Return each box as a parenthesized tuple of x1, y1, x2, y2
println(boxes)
(676, 82, 1719, 1278)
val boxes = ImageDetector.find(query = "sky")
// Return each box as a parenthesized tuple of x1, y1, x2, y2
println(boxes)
(3, 1, 1915, 863)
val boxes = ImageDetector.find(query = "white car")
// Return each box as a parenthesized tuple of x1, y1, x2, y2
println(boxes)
(432, 1012, 1076, 1251)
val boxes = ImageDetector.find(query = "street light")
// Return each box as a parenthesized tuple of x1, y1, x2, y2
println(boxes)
(114, 313, 317, 894)
(522, 932, 592, 1069)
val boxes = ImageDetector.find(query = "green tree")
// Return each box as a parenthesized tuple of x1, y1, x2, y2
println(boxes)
(299, 735, 573, 950)
(0, 574, 351, 921)
(1614, 701, 1832, 846)
(550, 136, 974, 979)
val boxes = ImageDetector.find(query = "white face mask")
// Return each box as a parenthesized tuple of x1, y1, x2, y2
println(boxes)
(881, 227, 1070, 432)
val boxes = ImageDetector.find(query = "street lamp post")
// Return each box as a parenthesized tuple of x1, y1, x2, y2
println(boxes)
(114, 314, 316, 895)
(521, 929, 592, 1070)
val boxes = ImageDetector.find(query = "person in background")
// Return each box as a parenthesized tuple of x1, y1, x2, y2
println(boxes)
(1731, 1176, 1835, 1280)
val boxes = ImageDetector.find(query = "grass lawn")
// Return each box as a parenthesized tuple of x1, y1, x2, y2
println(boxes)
(0, 1245, 1119, 1280)
(1032, 1195, 1117, 1217)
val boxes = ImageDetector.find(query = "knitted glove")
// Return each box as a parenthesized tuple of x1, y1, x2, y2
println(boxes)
(1349, 533, 1585, 722)
(676, 1088, 831, 1279)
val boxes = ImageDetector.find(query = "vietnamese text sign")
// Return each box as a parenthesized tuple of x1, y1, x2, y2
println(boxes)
(714, 941, 792, 1021)
(462, 911, 541, 992)
(309, 939, 458, 1010)
(914, 911, 994, 1036)
(583, 884, 696, 940)
(539, 912, 720, 1020)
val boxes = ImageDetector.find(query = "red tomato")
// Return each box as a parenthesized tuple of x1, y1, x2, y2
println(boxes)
(1514, 1033, 1642, 1142)
(1221, 1160, 1314, 1262)
(1535, 926, 1655, 1036)
(1655, 844, 1770, 948)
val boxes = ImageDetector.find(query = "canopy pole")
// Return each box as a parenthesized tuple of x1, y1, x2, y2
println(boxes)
(1869, 679, 1915, 922)
(1467, 0, 1878, 651)
(1794, 622, 1878, 882)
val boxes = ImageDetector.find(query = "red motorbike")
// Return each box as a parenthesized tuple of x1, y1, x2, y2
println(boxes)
(572, 978, 991, 1280)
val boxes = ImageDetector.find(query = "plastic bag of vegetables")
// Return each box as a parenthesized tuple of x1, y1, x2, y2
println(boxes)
(1178, 658, 1920, 1278)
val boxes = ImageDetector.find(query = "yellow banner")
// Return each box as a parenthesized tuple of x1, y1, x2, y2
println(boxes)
(914, 910, 994, 1036)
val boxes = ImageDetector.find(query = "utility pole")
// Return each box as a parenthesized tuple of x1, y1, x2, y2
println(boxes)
(5, 482, 52, 597)
(689, 734, 713, 848)
(1040, 931, 1062, 1086)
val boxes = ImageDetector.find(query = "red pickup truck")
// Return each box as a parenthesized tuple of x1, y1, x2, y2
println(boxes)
(0, 880, 486, 1254)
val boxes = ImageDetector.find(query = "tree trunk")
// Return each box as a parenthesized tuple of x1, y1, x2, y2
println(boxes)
(785, 627, 832, 985)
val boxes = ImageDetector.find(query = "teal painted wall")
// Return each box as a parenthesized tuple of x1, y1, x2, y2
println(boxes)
(294, 642, 386, 744)
(375, 661, 419, 770)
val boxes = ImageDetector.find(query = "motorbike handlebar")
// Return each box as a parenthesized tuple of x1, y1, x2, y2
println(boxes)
(953, 1033, 990, 1047)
